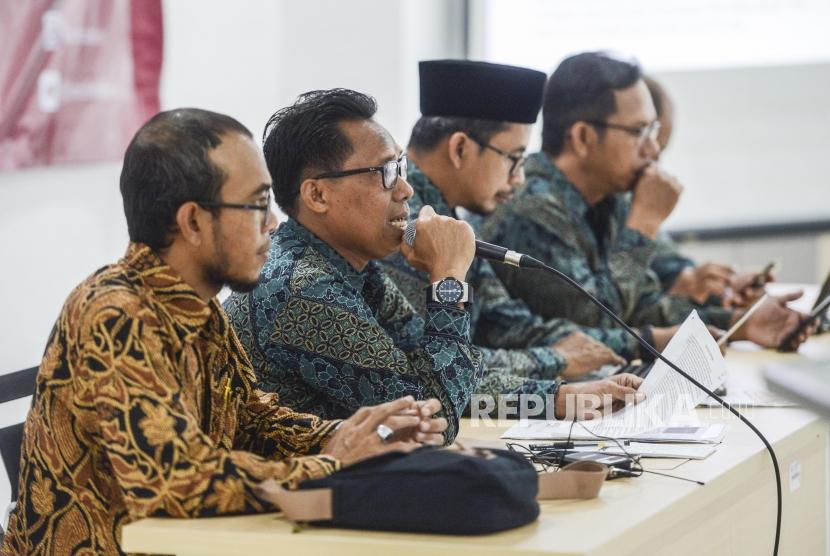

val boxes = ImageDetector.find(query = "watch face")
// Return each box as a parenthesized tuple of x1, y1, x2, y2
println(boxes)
(436, 278, 464, 303)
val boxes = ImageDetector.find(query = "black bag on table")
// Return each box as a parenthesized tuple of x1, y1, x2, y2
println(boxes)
(256, 445, 606, 535)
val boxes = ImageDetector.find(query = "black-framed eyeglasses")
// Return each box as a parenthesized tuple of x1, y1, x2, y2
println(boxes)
(469, 137, 527, 177)
(313, 154, 407, 191)
(197, 188, 273, 226)
(585, 120, 661, 143)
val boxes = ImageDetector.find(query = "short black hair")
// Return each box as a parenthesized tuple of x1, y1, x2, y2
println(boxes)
(408, 116, 509, 152)
(542, 52, 641, 156)
(120, 108, 252, 250)
(262, 89, 377, 217)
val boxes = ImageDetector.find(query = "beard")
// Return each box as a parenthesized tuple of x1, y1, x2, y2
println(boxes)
(204, 257, 260, 293)
(225, 276, 260, 293)
(204, 221, 262, 294)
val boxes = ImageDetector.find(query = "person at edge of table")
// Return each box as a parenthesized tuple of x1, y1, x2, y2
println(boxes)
(1, 108, 448, 556)
(481, 51, 812, 351)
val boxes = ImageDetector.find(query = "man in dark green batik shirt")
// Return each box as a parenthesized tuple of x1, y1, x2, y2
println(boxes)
(380, 60, 641, 376)
(482, 52, 810, 351)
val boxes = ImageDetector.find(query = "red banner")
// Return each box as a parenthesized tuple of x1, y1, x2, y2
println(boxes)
(0, 0, 163, 170)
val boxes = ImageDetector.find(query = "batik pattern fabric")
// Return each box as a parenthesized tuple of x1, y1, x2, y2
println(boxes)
(384, 162, 643, 361)
(379, 161, 579, 376)
(652, 230, 696, 291)
(224, 218, 484, 444)
(1, 243, 340, 556)
(480, 152, 733, 334)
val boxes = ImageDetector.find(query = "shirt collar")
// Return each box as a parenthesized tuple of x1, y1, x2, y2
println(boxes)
(122, 242, 220, 338)
(524, 151, 593, 218)
(278, 218, 379, 293)
(405, 161, 454, 217)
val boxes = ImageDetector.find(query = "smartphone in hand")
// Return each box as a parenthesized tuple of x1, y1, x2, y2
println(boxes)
(778, 294, 830, 351)
(751, 261, 777, 288)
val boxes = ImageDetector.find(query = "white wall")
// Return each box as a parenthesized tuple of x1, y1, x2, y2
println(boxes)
(651, 63, 830, 282)
(0, 0, 464, 509)
(656, 62, 830, 230)
(467, 0, 830, 231)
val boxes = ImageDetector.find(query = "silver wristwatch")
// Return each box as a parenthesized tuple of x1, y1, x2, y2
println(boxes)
(426, 277, 474, 305)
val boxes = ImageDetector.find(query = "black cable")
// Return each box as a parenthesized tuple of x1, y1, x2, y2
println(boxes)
(574, 421, 641, 467)
(516, 255, 782, 556)
(510, 426, 706, 486)
(506, 442, 557, 472)
(566, 417, 576, 448)
(574, 421, 704, 485)
(639, 468, 704, 485)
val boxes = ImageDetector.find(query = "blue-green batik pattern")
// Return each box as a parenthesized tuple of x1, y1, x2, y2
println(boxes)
(634, 219, 726, 313)
(381, 162, 644, 361)
(651, 230, 696, 291)
(225, 218, 484, 443)
(481, 152, 733, 333)
(368, 162, 571, 411)
(380, 162, 577, 377)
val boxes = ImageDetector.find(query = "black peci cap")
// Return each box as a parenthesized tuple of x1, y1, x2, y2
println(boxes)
(419, 60, 546, 124)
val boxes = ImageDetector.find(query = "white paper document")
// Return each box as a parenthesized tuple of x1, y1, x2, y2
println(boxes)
(570, 441, 717, 460)
(502, 311, 728, 441)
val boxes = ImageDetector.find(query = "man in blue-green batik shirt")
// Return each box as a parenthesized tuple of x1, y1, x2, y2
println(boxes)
(481, 52, 811, 351)
(225, 89, 644, 442)
(224, 89, 480, 443)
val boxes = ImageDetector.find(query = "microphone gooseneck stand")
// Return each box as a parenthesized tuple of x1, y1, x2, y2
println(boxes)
(490, 244, 782, 556)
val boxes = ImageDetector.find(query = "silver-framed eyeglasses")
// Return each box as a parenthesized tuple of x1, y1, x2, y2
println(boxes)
(585, 120, 661, 143)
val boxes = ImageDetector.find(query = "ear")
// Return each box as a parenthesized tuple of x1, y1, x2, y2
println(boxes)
(568, 122, 595, 159)
(174, 201, 211, 247)
(298, 178, 331, 215)
(446, 131, 470, 170)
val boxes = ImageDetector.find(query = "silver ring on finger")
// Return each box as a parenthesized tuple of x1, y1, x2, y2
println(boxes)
(375, 424, 394, 443)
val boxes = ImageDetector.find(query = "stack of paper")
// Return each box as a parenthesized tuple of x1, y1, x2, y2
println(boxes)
(502, 311, 727, 442)
(570, 442, 717, 460)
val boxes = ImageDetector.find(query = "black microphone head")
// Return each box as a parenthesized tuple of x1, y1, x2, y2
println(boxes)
(404, 220, 416, 247)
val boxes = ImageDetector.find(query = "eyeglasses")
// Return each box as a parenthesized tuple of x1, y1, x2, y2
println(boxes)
(585, 120, 662, 144)
(469, 136, 527, 177)
(198, 188, 274, 227)
(313, 154, 407, 190)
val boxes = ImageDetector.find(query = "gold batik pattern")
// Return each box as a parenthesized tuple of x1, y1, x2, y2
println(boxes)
(1, 243, 341, 556)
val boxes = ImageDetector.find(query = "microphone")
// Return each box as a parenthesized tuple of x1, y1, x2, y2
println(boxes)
(403, 220, 541, 269)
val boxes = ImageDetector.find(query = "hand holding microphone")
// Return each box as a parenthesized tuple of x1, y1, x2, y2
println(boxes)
(400, 205, 475, 282)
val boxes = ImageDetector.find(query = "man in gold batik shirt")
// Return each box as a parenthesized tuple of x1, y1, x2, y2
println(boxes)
(1, 108, 447, 556)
